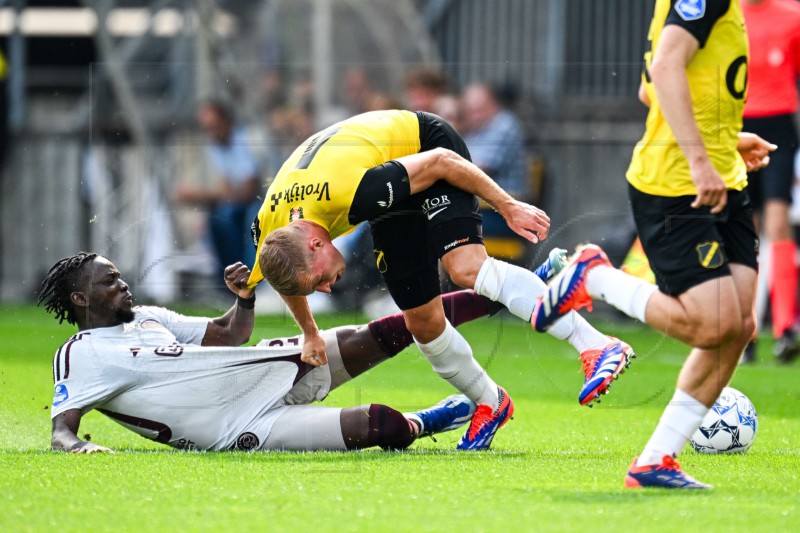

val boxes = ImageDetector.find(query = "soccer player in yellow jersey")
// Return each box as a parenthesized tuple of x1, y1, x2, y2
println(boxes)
(533, 0, 776, 487)
(249, 110, 637, 450)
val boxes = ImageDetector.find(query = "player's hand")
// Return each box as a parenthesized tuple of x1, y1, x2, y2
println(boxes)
(72, 442, 114, 454)
(690, 159, 728, 214)
(737, 132, 777, 173)
(301, 331, 328, 367)
(500, 200, 550, 243)
(224, 262, 255, 299)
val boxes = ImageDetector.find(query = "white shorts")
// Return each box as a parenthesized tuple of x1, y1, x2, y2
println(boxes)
(250, 328, 355, 451)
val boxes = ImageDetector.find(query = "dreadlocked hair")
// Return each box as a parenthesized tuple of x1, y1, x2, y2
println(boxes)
(37, 252, 97, 325)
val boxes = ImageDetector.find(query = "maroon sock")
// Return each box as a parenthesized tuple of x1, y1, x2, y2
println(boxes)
(367, 290, 494, 357)
(442, 289, 499, 325)
(367, 404, 415, 450)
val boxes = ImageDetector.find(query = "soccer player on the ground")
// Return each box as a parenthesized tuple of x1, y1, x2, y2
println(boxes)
(532, 0, 776, 489)
(41, 253, 524, 453)
(249, 110, 635, 451)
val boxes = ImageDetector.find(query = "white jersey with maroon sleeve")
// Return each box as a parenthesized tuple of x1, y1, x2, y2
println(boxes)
(50, 306, 318, 451)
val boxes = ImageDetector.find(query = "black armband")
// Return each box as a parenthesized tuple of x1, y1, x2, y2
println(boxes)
(237, 295, 256, 309)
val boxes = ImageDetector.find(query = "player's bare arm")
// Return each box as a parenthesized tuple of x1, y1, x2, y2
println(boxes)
(394, 148, 550, 243)
(202, 262, 256, 347)
(281, 294, 327, 366)
(52, 410, 113, 454)
(737, 132, 777, 173)
(650, 24, 727, 214)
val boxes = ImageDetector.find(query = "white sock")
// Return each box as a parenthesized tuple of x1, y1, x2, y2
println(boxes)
(637, 389, 708, 466)
(414, 321, 500, 408)
(586, 265, 657, 323)
(474, 257, 608, 353)
(474, 257, 538, 320)
(547, 312, 611, 353)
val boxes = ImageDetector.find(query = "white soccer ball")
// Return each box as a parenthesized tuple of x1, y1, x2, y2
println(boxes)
(690, 387, 758, 454)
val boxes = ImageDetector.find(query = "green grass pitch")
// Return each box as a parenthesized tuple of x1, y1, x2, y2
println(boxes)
(1, 304, 799, 532)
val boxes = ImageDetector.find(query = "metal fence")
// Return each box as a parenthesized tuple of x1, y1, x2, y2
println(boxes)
(429, 0, 652, 103)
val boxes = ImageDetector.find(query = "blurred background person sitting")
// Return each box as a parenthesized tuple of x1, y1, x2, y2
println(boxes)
(461, 82, 528, 199)
(461, 82, 531, 267)
(175, 99, 264, 277)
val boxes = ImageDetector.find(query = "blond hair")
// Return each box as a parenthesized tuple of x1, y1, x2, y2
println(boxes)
(260, 225, 312, 295)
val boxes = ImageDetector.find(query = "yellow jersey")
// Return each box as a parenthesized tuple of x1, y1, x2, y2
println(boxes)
(627, 0, 749, 196)
(248, 110, 421, 285)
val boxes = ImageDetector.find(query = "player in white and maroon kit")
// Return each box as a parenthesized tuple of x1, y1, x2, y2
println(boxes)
(41, 253, 503, 453)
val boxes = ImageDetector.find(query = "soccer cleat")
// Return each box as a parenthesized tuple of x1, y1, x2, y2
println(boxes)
(578, 337, 636, 406)
(624, 455, 713, 490)
(406, 395, 477, 437)
(531, 244, 611, 332)
(774, 329, 800, 364)
(456, 387, 514, 450)
(533, 247, 569, 284)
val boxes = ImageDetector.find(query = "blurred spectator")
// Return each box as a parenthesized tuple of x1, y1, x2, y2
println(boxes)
(461, 82, 528, 199)
(342, 67, 374, 114)
(404, 68, 448, 112)
(175, 100, 263, 276)
(364, 92, 401, 112)
(433, 94, 464, 133)
(740, 0, 800, 363)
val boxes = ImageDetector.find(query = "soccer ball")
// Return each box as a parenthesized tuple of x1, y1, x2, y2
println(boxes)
(690, 387, 757, 454)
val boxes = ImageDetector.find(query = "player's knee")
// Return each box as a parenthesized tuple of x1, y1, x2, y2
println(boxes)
(740, 313, 757, 347)
(368, 404, 415, 451)
(403, 311, 445, 343)
(689, 314, 743, 349)
(442, 248, 488, 289)
(447, 262, 480, 289)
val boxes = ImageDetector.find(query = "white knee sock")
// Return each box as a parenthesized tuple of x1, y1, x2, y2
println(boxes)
(546, 311, 611, 353)
(415, 321, 499, 408)
(586, 265, 657, 323)
(474, 257, 609, 352)
(637, 389, 708, 466)
(474, 257, 538, 321)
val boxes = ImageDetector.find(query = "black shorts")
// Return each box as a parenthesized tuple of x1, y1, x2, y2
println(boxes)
(742, 114, 799, 209)
(366, 111, 484, 310)
(628, 185, 758, 296)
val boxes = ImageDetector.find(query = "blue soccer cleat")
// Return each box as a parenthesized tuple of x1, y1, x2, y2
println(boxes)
(533, 247, 569, 284)
(456, 387, 514, 450)
(406, 395, 477, 437)
(531, 244, 611, 332)
(625, 456, 713, 489)
(578, 337, 636, 407)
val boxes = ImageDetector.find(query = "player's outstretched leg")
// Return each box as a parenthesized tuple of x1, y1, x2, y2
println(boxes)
(405, 395, 477, 438)
(456, 386, 514, 450)
(531, 245, 639, 406)
(578, 337, 636, 407)
(624, 455, 713, 490)
(531, 244, 611, 332)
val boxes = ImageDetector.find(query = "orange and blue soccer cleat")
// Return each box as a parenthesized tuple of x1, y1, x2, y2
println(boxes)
(406, 395, 477, 438)
(578, 337, 636, 407)
(531, 244, 611, 332)
(624, 456, 713, 490)
(456, 387, 514, 450)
